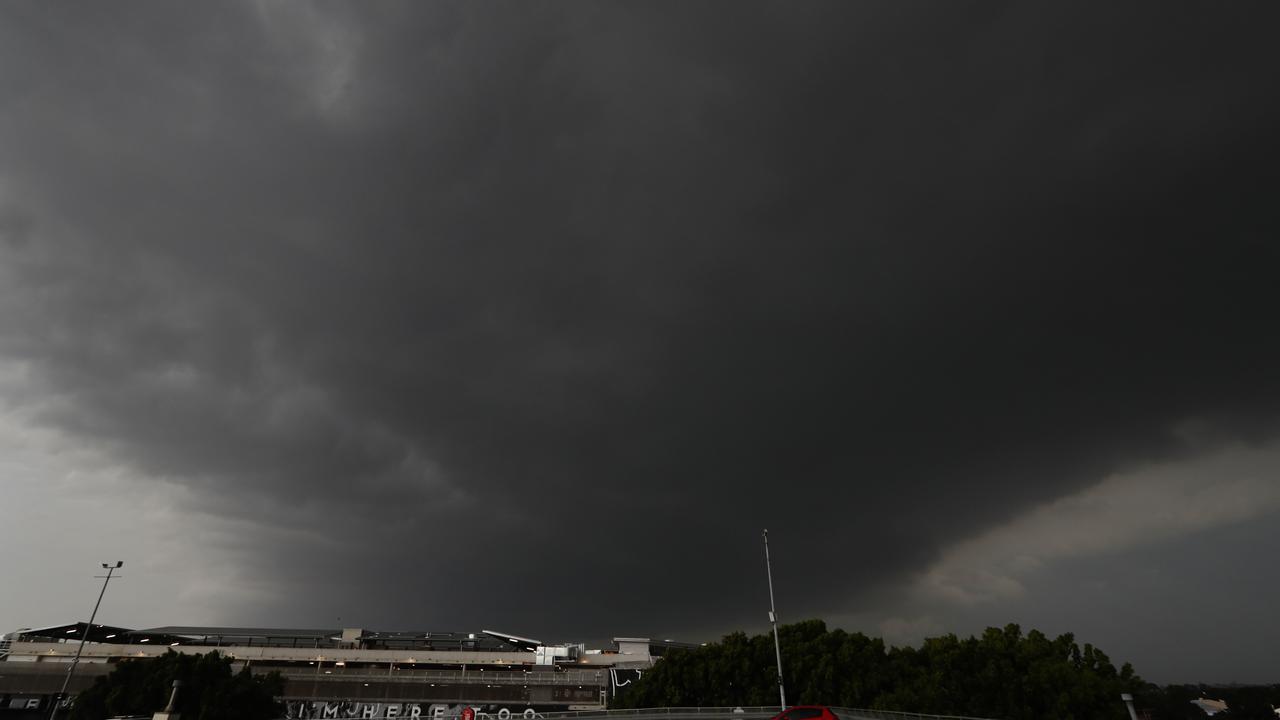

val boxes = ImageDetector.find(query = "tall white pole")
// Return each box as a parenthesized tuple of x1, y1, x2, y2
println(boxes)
(763, 530, 787, 711)
(49, 561, 122, 720)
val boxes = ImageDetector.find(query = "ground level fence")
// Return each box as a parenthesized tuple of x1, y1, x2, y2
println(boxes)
(537, 707, 996, 720)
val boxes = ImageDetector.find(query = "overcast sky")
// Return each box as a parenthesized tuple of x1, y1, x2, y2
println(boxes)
(2, 2, 1279, 684)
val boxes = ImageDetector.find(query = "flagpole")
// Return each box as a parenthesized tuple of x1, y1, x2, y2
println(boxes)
(763, 530, 787, 710)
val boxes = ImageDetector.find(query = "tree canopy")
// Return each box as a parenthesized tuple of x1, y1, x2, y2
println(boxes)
(615, 620, 1144, 720)
(70, 649, 283, 720)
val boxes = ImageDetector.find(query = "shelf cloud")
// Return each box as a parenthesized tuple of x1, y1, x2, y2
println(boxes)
(1, 2, 1279, 683)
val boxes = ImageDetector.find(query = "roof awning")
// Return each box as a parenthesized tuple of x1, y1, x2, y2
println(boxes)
(18, 622, 135, 644)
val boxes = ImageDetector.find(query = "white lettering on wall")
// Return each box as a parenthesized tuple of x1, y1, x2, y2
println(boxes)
(286, 702, 547, 720)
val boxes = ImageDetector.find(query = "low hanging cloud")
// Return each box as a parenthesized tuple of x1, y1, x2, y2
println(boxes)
(914, 437, 1280, 607)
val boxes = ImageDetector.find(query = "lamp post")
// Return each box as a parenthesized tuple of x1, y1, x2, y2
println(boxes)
(1121, 693, 1139, 720)
(763, 530, 786, 711)
(49, 561, 123, 720)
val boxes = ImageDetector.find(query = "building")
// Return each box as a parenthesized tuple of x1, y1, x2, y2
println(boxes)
(0, 623, 685, 718)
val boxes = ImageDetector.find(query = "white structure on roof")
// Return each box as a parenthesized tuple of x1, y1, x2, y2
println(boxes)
(1191, 698, 1229, 716)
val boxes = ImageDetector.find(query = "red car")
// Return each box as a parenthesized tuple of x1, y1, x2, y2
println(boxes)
(771, 707, 841, 720)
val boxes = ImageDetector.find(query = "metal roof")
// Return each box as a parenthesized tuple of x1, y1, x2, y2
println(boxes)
(17, 622, 135, 643)
(133, 626, 341, 638)
(481, 630, 542, 649)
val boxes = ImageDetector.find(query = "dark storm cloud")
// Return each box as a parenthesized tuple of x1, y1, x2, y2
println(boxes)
(2, 1, 1279, 651)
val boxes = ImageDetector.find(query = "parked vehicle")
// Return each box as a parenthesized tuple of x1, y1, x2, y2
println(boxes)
(770, 706, 841, 720)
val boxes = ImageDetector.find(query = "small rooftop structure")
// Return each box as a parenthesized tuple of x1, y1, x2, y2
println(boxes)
(1191, 698, 1229, 716)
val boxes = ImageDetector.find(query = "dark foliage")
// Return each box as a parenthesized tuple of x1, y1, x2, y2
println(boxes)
(69, 650, 283, 720)
(615, 620, 1145, 720)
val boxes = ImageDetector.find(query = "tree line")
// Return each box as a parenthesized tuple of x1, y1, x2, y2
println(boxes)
(614, 619, 1277, 720)
(69, 649, 283, 720)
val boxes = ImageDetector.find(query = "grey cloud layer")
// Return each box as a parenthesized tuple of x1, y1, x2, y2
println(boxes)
(2, 2, 1279, 663)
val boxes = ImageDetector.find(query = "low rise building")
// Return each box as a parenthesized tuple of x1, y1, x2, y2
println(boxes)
(1, 623, 676, 717)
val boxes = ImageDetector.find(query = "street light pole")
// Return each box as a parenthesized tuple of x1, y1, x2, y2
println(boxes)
(49, 561, 123, 720)
(1121, 693, 1139, 720)
(763, 530, 787, 711)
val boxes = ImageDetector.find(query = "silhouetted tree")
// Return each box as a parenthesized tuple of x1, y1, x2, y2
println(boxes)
(615, 620, 1146, 720)
(70, 650, 283, 720)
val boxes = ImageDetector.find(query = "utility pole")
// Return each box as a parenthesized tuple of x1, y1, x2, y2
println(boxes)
(763, 530, 787, 711)
(49, 561, 123, 720)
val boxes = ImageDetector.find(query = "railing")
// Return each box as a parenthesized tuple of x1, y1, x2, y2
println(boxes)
(271, 667, 608, 686)
(537, 707, 996, 720)
(542, 708, 778, 720)
(831, 709, 996, 720)
(0, 639, 11, 659)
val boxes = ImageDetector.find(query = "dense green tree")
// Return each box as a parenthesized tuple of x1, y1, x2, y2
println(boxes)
(873, 625, 1142, 719)
(615, 620, 1146, 720)
(618, 621, 892, 709)
(70, 650, 283, 720)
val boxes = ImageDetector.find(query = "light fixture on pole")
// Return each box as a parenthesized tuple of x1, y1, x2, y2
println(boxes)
(49, 561, 123, 720)
(763, 530, 787, 711)
(1121, 694, 1139, 720)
